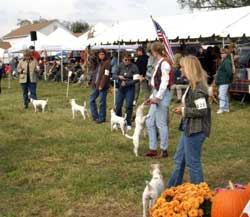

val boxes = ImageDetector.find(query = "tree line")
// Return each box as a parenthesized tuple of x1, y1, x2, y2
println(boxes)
(17, 17, 89, 34)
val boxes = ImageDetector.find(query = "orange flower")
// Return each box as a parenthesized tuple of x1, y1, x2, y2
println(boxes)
(188, 209, 199, 217)
(181, 201, 191, 211)
(198, 209, 204, 216)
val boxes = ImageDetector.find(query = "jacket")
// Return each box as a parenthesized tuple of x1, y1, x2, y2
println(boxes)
(17, 59, 38, 83)
(181, 82, 211, 137)
(90, 59, 111, 90)
(115, 63, 139, 88)
(215, 55, 232, 85)
(136, 54, 148, 77)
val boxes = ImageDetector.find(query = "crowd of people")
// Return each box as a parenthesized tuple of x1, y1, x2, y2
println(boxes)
(0, 41, 236, 186)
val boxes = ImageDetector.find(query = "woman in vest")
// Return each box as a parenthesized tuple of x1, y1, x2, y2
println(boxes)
(145, 42, 172, 158)
(168, 56, 211, 187)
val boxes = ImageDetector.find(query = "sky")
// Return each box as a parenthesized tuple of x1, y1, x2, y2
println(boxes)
(0, 0, 188, 37)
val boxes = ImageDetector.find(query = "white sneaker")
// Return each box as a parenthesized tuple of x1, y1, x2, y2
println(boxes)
(217, 110, 224, 114)
(127, 126, 132, 131)
(133, 101, 137, 106)
(224, 109, 230, 113)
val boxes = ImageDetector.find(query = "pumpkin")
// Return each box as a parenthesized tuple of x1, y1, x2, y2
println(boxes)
(246, 183, 250, 193)
(211, 181, 250, 217)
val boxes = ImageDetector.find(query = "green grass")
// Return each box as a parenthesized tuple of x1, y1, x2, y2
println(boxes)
(0, 79, 249, 217)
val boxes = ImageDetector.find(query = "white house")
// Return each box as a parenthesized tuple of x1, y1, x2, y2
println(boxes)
(3, 20, 71, 46)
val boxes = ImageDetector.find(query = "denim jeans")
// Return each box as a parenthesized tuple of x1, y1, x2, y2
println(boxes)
(21, 83, 37, 107)
(168, 131, 206, 187)
(218, 84, 230, 111)
(146, 90, 172, 151)
(89, 88, 108, 122)
(115, 86, 135, 126)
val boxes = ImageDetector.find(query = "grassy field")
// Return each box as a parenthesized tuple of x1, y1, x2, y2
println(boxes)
(0, 79, 249, 217)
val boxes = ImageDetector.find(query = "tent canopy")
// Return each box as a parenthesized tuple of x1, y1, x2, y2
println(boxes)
(87, 6, 250, 45)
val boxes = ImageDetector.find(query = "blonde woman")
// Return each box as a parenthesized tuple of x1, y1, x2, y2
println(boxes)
(168, 56, 211, 187)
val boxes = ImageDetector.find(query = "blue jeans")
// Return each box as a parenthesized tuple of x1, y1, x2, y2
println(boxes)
(115, 86, 135, 126)
(146, 90, 172, 151)
(168, 131, 206, 187)
(21, 83, 37, 107)
(89, 88, 108, 122)
(219, 84, 229, 111)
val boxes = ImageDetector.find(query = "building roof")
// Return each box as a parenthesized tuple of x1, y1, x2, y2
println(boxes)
(3, 20, 57, 39)
(0, 42, 11, 49)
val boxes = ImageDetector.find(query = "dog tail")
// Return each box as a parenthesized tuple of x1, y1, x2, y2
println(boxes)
(124, 113, 127, 120)
(83, 101, 87, 107)
(46, 98, 48, 102)
(125, 134, 133, 140)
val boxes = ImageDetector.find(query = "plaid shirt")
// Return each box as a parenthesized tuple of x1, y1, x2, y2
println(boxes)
(181, 82, 211, 137)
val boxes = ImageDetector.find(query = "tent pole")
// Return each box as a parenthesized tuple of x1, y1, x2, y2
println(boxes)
(44, 50, 47, 81)
(222, 37, 225, 48)
(61, 50, 63, 83)
(7, 50, 11, 90)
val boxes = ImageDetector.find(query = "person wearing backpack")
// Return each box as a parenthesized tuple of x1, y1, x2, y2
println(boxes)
(145, 42, 173, 158)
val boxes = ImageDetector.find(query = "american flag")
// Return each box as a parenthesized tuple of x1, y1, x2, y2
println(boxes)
(151, 17, 174, 63)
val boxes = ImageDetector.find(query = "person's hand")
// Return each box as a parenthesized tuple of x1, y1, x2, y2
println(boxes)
(150, 98, 160, 104)
(174, 107, 182, 115)
(119, 75, 126, 81)
(99, 87, 103, 91)
(121, 81, 126, 87)
(145, 98, 160, 105)
(140, 76, 145, 82)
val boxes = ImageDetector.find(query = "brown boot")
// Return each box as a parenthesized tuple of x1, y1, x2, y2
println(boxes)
(144, 150, 158, 157)
(159, 150, 168, 158)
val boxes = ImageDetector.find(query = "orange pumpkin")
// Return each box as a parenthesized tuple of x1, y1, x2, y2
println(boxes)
(246, 182, 250, 195)
(211, 182, 250, 217)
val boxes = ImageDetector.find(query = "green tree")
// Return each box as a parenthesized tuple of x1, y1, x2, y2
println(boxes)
(70, 21, 89, 33)
(17, 19, 32, 27)
(178, 0, 250, 9)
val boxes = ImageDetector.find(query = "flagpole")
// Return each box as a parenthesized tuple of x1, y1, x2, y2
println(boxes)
(66, 70, 72, 98)
(150, 16, 174, 63)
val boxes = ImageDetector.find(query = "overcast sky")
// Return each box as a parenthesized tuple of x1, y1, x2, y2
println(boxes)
(0, 0, 188, 36)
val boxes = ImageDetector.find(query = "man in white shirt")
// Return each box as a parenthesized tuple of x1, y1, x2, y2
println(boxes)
(145, 42, 172, 158)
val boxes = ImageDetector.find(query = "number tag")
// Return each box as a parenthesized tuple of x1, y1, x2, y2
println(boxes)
(104, 70, 110, 76)
(194, 98, 207, 110)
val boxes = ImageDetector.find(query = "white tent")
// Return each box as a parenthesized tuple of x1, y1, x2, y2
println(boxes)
(87, 6, 250, 45)
(78, 22, 109, 47)
(8, 32, 49, 52)
(45, 28, 84, 50)
(8, 28, 85, 53)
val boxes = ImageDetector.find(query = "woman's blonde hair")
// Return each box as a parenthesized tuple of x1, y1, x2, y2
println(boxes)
(151, 42, 164, 56)
(180, 55, 208, 90)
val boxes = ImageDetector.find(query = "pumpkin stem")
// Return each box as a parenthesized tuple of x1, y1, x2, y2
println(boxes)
(229, 181, 235, 190)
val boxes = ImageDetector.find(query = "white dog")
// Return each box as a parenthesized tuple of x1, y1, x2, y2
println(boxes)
(110, 109, 127, 135)
(142, 164, 164, 217)
(70, 99, 89, 120)
(125, 103, 149, 157)
(30, 98, 48, 113)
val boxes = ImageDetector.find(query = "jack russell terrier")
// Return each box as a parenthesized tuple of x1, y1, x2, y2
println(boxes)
(142, 164, 164, 217)
(110, 109, 127, 135)
(125, 103, 149, 157)
(30, 98, 48, 113)
(70, 99, 89, 120)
